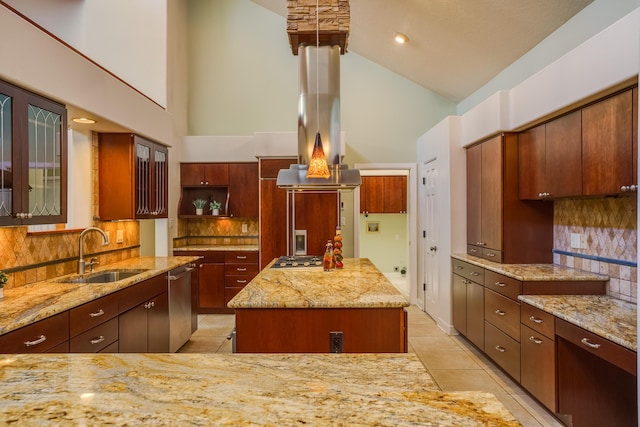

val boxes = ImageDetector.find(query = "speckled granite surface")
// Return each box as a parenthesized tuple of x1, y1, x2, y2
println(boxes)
(228, 258, 409, 309)
(519, 294, 637, 351)
(0, 256, 199, 336)
(451, 253, 609, 282)
(173, 244, 258, 252)
(0, 353, 520, 426)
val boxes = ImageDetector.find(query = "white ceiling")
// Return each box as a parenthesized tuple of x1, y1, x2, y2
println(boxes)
(250, 0, 594, 103)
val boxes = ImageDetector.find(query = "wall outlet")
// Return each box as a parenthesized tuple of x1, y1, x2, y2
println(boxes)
(116, 229, 124, 244)
(330, 331, 343, 353)
(580, 233, 588, 249)
(242, 223, 248, 233)
(570, 233, 581, 249)
(394, 266, 399, 272)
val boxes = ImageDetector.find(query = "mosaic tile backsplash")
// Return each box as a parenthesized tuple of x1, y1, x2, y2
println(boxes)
(554, 197, 637, 303)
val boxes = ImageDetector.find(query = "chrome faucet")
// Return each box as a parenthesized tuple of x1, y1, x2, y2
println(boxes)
(78, 227, 110, 274)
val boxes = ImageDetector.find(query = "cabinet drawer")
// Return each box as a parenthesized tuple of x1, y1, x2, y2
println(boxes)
(99, 341, 119, 353)
(485, 289, 520, 341)
(521, 324, 556, 412)
(485, 321, 521, 382)
(0, 312, 69, 353)
(224, 251, 259, 264)
(482, 248, 503, 263)
(225, 276, 254, 287)
(452, 259, 484, 283)
(484, 270, 522, 300)
(225, 263, 259, 276)
(556, 318, 636, 376)
(70, 317, 118, 353)
(69, 292, 119, 337)
(118, 275, 167, 314)
(466, 244, 482, 257)
(521, 303, 555, 339)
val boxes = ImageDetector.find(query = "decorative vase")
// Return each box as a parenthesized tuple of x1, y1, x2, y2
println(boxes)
(212, 209, 220, 216)
(196, 208, 203, 215)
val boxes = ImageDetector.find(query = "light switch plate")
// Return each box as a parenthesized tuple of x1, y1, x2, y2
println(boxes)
(116, 229, 124, 244)
(570, 233, 581, 249)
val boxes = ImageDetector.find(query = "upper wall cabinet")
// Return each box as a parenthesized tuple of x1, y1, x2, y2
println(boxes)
(180, 163, 229, 187)
(98, 133, 168, 220)
(360, 176, 407, 214)
(518, 111, 582, 200)
(0, 79, 67, 226)
(582, 88, 635, 196)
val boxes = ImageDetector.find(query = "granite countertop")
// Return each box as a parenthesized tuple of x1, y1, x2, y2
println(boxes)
(0, 256, 199, 336)
(451, 253, 609, 282)
(0, 352, 520, 426)
(519, 294, 637, 351)
(228, 258, 409, 309)
(173, 244, 258, 252)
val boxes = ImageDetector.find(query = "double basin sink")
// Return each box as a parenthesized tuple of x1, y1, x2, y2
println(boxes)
(58, 269, 149, 284)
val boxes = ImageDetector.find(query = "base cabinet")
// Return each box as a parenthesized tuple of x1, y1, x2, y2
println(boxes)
(0, 312, 69, 353)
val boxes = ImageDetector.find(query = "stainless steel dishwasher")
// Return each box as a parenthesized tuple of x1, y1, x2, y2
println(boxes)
(168, 264, 195, 352)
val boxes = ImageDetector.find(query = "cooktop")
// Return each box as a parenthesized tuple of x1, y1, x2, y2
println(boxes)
(271, 255, 323, 268)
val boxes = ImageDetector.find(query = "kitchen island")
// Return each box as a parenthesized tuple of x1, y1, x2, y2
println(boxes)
(228, 258, 410, 353)
(0, 352, 520, 426)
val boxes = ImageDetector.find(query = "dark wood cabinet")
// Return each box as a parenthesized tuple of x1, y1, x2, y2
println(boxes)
(118, 275, 169, 353)
(224, 251, 259, 310)
(360, 176, 407, 214)
(466, 133, 554, 263)
(0, 79, 68, 226)
(519, 111, 582, 200)
(0, 311, 69, 353)
(69, 292, 119, 353)
(199, 262, 225, 310)
(99, 133, 168, 220)
(582, 89, 635, 196)
(451, 259, 484, 350)
(180, 163, 229, 186)
(228, 163, 259, 218)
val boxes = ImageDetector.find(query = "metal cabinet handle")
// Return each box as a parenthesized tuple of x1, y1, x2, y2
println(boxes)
(529, 316, 543, 324)
(621, 185, 629, 192)
(89, 309, 105, 318)
(470, 272, 479, 277)
(495, 282, 506, 287)
(494, 309, 506, 316)
(236, 279, 247, 284)
(469, 248, 478, 253)
(581, 337, 601, 349)
(456, 266, 464, 270)
(236, 255, 247, 260)
(529, 336, 543, 345)
(24, 335, 47, 347)
(90, 336, 106, 345)
(486, 252, 495, 257)
(236, 267, 247, 272)
(495, 345, 506, 353)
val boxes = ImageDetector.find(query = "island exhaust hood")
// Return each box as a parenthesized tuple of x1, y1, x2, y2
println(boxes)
(276, 43, 360, 191)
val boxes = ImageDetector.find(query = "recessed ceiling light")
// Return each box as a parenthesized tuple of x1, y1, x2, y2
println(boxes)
(72, 117, 96, 124)
(394, 32, 409, 44)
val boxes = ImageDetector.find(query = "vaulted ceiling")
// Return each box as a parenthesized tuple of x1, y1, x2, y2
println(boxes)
(250, 0, 593, 103)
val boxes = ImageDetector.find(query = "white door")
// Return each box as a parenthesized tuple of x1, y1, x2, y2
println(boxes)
(422, 158, 439, 317)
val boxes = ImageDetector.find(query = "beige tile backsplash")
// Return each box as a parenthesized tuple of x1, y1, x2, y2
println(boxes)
(554, 196, 637, 303)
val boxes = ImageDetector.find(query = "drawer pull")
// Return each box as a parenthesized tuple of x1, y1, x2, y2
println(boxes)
(486, 253, 495, 257)
(456, 265, 463, 270)
(529, 316, 543, 324)
(495, 282, 506, 287)
(24, 335, 47, 347)
(581, 337, 601, 349)
(469, 248, 478, 253)
(236, 255, 247, 260)
(89, 309, 105, 318)
(494, 309, 506, 316)
(470, 272, 479, 277)
(90, 336, 106, 345)
(236, 279, 247, 284)
(236, 267, 247, 272)
(495, 345, 506, 353)
(529, 336, 543, 345)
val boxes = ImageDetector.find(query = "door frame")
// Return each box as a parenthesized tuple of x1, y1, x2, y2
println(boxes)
(353, 163, 418, 305)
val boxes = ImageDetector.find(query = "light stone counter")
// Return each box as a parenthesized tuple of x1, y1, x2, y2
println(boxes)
(228, 258, 409, 309)
(173, 244, 258, 252)
(0, 352, 520, 426)
(451, 253, 608, 282)
(519, 294, 637, 351)
(0, 256, 199, 336)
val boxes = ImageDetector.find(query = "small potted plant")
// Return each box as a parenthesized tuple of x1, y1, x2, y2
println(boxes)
(192, 198, 207, 215)
(210, 200, 222, 216)
(0, 270, 7, 299)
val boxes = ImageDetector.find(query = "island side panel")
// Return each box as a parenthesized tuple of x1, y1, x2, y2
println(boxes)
(234, 308, 408, 353)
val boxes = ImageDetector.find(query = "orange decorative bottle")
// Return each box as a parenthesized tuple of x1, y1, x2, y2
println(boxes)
(323, 240, 335, 271)
(333, 227, 343, 269)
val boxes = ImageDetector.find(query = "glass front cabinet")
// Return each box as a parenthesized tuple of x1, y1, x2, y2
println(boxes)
(0, 79, 67, 226)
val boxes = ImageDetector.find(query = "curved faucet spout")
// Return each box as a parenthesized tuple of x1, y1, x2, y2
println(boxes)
(78, 227, 110, 274)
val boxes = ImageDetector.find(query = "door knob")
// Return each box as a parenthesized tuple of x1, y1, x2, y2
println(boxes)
(430, 246, 437, 252)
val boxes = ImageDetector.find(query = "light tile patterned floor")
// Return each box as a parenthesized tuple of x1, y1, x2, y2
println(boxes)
(179, 305, 562, 427)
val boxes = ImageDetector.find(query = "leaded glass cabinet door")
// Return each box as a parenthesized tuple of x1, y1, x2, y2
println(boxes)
(0, 82, 17, 224)
(135, 139, 152, 217)
(153, 146, 168, 217)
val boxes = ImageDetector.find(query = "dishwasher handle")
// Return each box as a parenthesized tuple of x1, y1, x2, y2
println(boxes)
(168, 266, 195, 281)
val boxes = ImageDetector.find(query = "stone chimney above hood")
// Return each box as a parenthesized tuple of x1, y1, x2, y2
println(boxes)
(276, 0, 360, 191)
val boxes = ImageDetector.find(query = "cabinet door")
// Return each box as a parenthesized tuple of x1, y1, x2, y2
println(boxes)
(118, 304, 147, 353)
(0, 81, 20, 224)
(204, 163, 229, 186)
(228, 163, 258, 218)
(147, 291, 169, 353)
(518, 124, 545, 200)
(180, 163, 204, 186)
(480, 135, 502, 251)
(362, 176, 385, 213)
(466, 144, 482, 248)
(152, 144, 168, 217)
(198, 263, 225, 309)
(546, 110, 582, 198)
(452, 274, 467, 336)
(521, 324, 556, 412)
(384, 176, 407, 213)
(295, 192, 339, 256)
(466, 280, 484, 350)
(582, 90, 633, 195)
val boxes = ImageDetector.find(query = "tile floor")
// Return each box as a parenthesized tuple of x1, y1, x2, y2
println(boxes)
(179, 306, 563, 427)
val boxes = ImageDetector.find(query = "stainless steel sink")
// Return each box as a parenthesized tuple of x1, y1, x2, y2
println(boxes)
(59, 269, 149, 284)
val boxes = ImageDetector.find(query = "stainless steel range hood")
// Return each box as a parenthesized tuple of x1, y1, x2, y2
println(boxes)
(276, 45, 360, 191)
